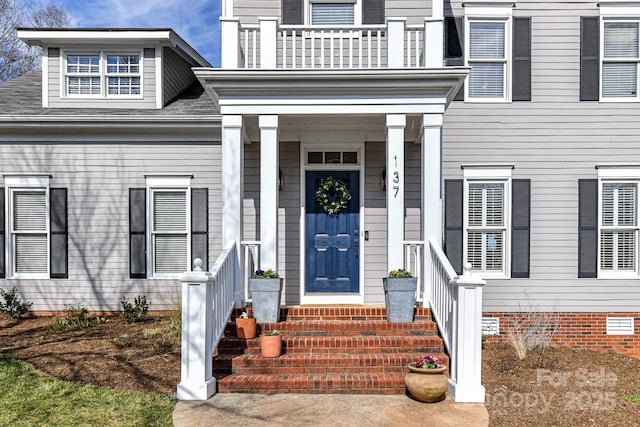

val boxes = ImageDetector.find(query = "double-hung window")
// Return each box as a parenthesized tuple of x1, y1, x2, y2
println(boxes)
(66, 55, 101, 96)
(599, 181, 638, 275)
(601, 21, 640, 99)
(64, 51, 142, 98)
(106, 55, 141, 95)
(130, 177, 208, 279)
(466, 19, 510, 101)
(462, 167, 513, 277)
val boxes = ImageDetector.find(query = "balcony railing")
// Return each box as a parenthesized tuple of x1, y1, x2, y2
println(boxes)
(222, 17, 443, 70)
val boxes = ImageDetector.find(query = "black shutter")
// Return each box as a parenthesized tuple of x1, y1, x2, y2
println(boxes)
(0, 190, 4, 278)
(580, 17, 600, 101)
(191, 188, 209, 269)
(578, 179, 598, 278)
(50, 188, 68, 279)
(282, 0, 303, 25)
(129, 188, 146, 278)
(444, 180, 464, 275)
(445, 17, 465, 101)
(512, 17, 531, 101)
(511, 180, 530, 278)
(362, 0, 385, 25)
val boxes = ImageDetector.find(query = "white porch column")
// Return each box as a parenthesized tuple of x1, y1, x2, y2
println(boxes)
(422, 113, 443, 304)
(387, 18, 406, 68)
(221, 18, 240, 68)
(222, 0, 234, 17)
(259, 17, 278, 69)
(448, 264, 487, 403)
(259, 115, 279, 270)
(386, 114, 406, 271)
(424, 18, 444, 68)
(222, 115, 244, 307)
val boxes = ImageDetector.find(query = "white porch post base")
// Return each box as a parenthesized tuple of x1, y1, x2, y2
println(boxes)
(386, 114, 406, 271)
(177, 267, 216, 400)
(448, 266, 487, 403)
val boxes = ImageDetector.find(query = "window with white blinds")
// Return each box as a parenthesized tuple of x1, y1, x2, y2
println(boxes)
(106, 55, 141, 95)
(11, 190, 49, 276)
(66, 55, 101, 95)
(151, 190, 189, 275)
(311, 2, 355, 25)
(602, 22, 640, 99)
(600, 182, 638, 274)
(467, 20, 508, 100)
(466, 182, 507, 275)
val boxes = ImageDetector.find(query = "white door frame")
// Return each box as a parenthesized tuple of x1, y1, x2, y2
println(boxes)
(299, 143, 365, 305)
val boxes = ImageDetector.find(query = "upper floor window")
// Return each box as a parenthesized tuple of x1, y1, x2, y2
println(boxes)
(602, 21, 639, 99)
(466, 18, 511, 101)
(64, 51, 141, 98)
(311, 2, 355, 25)
(283, 0, 385, 26)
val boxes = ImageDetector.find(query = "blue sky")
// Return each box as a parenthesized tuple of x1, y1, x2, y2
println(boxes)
(54, 0, 222, 66)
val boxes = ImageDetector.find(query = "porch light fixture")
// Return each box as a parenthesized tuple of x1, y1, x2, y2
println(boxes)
(279, 168, 284, 191)
(381, 168, 386, 191)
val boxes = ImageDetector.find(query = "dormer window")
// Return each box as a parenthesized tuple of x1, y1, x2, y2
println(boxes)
(63, 51, 142, 98)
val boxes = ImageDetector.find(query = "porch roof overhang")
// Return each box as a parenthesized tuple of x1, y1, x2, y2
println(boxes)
(193, 68, 469, 116)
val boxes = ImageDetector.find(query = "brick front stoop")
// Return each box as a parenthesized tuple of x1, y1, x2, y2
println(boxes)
(215, 307, 448, 394)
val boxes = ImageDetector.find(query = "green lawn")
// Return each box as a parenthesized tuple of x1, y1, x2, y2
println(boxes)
(625, 394, 640, 405)
(0, 354, 176, 427)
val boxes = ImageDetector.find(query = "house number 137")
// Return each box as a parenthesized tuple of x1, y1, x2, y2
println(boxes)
(392, 156, 400, 198)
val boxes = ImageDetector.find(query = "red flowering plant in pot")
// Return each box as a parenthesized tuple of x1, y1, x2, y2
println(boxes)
(236, 308, 257, 339)
(405, 354, 448, 403)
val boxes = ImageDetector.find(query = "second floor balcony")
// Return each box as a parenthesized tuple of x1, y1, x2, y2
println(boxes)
(221, 17, 444, 70)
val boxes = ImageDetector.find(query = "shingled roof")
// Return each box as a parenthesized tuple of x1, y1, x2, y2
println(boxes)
(0, 72, 218, 117)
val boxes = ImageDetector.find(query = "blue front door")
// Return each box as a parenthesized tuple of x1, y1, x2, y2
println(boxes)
(305, 171, 360, 293)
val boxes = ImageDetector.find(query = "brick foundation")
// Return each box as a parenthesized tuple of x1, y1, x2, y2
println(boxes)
(483, 312, 640, 358)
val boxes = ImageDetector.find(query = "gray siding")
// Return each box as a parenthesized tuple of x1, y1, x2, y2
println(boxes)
(364, 141, 387, 304)
(163, 47, 197, 105)
(442, 0, 640, 312)
(48, 46, 157, 109)
(0, 142, 221, 311)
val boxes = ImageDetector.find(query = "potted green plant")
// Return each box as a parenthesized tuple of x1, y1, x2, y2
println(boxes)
(405, 354, 448, 403)
(249, 269, 283, 323)
(383, 269, 417, 323)
(235, 309, 257, 339)
(260, 329, 282, 357)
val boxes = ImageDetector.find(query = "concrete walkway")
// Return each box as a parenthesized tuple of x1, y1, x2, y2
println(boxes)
(173, 394, 489, 427)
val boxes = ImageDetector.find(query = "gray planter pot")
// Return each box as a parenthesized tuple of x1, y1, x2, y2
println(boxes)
(383, 277, 417, 323)
(249, 278, 283, 323)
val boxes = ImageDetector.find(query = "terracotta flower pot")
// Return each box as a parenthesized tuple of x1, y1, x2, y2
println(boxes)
(405, 362, 448, 403)
(236, 317, 257, 339)
(260, 334, 282, 357)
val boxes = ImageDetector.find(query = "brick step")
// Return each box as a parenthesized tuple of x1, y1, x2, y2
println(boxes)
(217, 335, 443, 355)
(230, 306, 432, 322)
(216, 373, 407, 394)
(213, 352, 449, 375)
(225, 319, 438, 337)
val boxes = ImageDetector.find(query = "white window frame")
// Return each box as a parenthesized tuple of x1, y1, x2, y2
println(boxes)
(464, 2, 513, 102)
(62, 49, 143, 99)
(463, 167, 512, 278)
(5, 176, 50, 279)
(146, 176, 191, 279)
(305, 0, 360, 26)
(599, 18, 640, 102)
(597, 167, 640, 278)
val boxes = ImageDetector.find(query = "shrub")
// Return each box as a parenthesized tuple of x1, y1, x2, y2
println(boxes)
(121, 295, 149, 323)
(49, 304, 108, 331)
(0, 287, 33, 318)
(507, 310, 559, 360)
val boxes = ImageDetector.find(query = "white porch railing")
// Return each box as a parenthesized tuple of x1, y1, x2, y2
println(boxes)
(177, 240, 238, 400)
(403, 240, 424, 303)
(224, 17, 443, 70)
(241, 240, 261, 303)
(428, 238, 486, 403)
